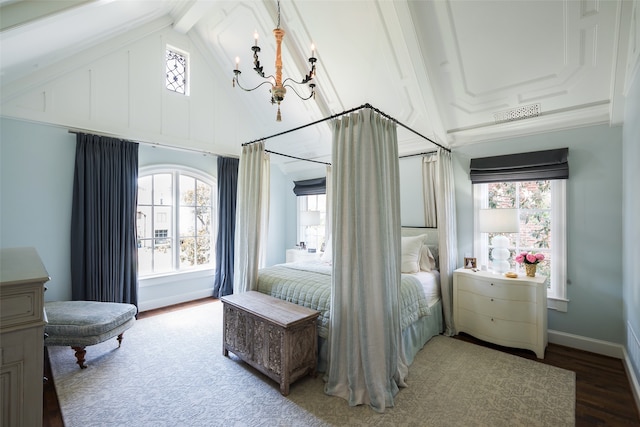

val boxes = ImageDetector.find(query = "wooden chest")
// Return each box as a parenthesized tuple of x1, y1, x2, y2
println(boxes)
(220, 291, 320, 395)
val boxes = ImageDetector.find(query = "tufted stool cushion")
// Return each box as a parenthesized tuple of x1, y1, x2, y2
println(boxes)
(45, 300, 137, 368)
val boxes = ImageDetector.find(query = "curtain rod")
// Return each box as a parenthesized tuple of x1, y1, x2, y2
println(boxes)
(266, 149, 331, 166)
(67, 129, 232, 158)
(241, 103, 451, 153)
(268, 148, 436, 167)
(399, 150, 437, 159)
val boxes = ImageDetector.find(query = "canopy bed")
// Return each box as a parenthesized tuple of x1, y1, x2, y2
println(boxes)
(256, 227, 442, 373)
(233, 104, 457, 412)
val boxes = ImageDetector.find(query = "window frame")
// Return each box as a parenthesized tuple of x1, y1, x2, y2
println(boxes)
(165, 45, 190, 96)
(297, 194, 326, 251)
(473, 180, 568, 311)
(137, 165, 216, 285)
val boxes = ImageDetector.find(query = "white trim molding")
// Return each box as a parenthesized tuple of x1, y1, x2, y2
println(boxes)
(623, 346, 640, 417)
(547, 297, 569, 313)
(548, 329, 624, 359)
(137, 288, 214, 313)
(626, 321, 640, 414)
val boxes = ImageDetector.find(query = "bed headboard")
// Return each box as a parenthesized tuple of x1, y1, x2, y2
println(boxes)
(401, 227, 438, 246)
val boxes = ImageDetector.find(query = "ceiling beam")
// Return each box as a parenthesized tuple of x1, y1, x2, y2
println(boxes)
(172, 0, 216, 34)
(0, 0, 97, 32)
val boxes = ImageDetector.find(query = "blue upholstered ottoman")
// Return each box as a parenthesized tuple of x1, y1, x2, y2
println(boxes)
(44, 301, 137, 368)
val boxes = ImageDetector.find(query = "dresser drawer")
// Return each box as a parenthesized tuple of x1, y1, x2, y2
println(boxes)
(456, 289, 537, 324)
(453, 268, 547, 358)
(0, 283, 45, 331)
(456, 308, 539, 347)
(456, 274, 536, 302)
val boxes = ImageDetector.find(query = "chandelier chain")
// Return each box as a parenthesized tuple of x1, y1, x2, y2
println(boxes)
(277, 0, 281, 29)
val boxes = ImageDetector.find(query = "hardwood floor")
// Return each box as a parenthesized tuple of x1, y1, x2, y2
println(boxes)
(455, 333, 640, 426)
(43, 298, 640, 426)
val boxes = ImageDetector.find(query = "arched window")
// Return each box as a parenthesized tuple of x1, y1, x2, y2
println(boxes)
(137, 166, 216, 276)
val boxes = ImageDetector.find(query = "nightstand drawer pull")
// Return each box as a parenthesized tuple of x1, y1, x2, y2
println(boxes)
(490, 298, 494, 302)
(491, 283, 494, 286)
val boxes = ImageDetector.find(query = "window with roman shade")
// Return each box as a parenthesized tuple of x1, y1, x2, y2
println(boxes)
(292, 177, 326, 196)
(470, 148, 568, 183)
(293, 178, 327, 251)
(471, 148, 569, 312)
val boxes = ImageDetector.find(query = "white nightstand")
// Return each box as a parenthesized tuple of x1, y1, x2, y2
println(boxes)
(286, 248, 321, 263)
(453, 267, 548, 358)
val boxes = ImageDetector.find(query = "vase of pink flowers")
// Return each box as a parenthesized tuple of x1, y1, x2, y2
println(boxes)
(515, 251, 545, 277)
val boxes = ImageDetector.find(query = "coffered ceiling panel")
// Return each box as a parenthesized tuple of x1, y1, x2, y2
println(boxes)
(408, 0, 625, 145)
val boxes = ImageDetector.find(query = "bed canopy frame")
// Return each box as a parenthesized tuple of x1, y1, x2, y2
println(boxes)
(235, 102, 457, 412)
(240, 103, 450, 165)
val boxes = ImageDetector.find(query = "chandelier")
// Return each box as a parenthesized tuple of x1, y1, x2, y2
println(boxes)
(232, 0, 317, 121)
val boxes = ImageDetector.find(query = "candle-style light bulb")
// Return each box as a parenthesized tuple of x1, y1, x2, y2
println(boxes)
(235, 56, 239, 70)
(254, 31, 259, 47)
(311, 43, 315, 57)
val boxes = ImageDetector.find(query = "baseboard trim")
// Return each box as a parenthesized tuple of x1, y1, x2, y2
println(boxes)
(622, 346, 640, 417)
(548, 329, 624, 359)
(548, 328, 640, 412)
(138, 289, 214, 312)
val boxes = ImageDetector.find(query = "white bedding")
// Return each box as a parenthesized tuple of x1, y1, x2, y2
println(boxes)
(409, 270, 441, 306)
(284, 259, 441, 306)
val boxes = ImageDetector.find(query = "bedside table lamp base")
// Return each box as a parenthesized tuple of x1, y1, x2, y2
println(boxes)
(490, 234, 511, 274)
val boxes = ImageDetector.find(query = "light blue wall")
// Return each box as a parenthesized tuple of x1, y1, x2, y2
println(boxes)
(399, 156, 427, 227)
(271, 170, 311, 261)
(0, 117, 224, 309)
(1, 115, 631, 347)
(274, 156, 428, 264)
(622, 67, 640, 380)
(453, 124, 624, 344)
(1, 118, 75, 302)
(265, 165, 291, 266)
(138, 145, 216, 173)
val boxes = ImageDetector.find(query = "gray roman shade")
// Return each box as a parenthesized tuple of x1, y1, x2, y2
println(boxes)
(470, 148, 568, 183)
(293, 177, 326, 196)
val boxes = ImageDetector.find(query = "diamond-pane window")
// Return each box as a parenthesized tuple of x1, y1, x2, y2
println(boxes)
(166, 49, 187, 94)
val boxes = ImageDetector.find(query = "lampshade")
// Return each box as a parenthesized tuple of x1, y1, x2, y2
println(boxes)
(478, 209, 519, 233)
(299, 210, 321, 226)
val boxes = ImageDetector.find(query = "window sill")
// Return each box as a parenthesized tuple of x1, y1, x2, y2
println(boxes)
(139, 267, 215, 288)
(547, 295, 569, 312)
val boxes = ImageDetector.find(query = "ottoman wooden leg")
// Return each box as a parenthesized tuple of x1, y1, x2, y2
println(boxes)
(117, 332, 125, 348)
(71, 346, 87, 369)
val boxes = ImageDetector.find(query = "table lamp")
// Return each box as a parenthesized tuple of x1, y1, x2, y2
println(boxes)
(300, 210, 321, 252)
(478, 208, 519, 273)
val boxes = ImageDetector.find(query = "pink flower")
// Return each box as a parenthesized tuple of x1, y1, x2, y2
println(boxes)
(515, 251, 545, 264)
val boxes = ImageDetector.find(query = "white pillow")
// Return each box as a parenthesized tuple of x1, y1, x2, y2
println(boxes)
(401, 235, 424, 273)
(419, 245, 437, 271)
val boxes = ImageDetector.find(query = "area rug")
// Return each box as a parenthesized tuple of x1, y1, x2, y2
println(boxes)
(49, 300, 575, 426)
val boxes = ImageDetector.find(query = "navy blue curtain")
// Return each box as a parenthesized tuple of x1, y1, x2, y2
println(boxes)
(213, 157, 239, 297)
(70, 133, 139, 306)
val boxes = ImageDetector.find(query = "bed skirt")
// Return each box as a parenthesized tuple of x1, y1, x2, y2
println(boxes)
(316, 299, 444, 372)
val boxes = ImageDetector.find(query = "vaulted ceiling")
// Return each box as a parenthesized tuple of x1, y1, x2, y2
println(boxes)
(1, 0, 635, 176)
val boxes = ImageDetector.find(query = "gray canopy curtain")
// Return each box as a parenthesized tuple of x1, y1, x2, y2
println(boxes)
(213, 157, 239, 298)
(325, 109, 407, 413)
(435, 148, 457, 336)
(233, 141, 270, 293)
(70, 133, 139, 306)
